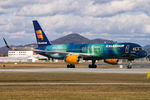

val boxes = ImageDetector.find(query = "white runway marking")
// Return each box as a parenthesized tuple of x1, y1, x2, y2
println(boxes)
(0, 68, 150, 74)
(0, 82, 150, 86)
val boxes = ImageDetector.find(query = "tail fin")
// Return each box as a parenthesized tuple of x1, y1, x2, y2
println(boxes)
(33, 20, 51, 47)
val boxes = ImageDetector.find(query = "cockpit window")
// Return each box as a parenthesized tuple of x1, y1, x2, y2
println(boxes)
(133, 47, 142, 51)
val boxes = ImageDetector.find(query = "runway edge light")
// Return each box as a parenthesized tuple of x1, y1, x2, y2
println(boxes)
(146, 72, 150, 78)
(14, 62, 18, 65)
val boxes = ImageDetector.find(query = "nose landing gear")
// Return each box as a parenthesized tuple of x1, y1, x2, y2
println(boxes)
(127, 62, 132, 69)
(127, 60, 133, 69)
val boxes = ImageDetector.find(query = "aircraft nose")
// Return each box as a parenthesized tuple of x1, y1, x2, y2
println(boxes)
(138, 50, 147, 58)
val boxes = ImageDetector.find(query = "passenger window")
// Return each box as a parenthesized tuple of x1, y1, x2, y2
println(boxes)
(133, 47, 142, 51)
(139, 48, 142, 50)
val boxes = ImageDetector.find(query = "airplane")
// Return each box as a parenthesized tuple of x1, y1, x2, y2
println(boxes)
(31, 20, 147, 69)
(3, 20, 148, 69)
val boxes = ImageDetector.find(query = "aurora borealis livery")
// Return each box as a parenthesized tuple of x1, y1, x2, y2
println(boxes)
(33, 20, 147, 68)
(37, 43, 145, 59)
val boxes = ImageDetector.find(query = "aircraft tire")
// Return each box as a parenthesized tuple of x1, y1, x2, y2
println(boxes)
(127, 65, 132, 69)
(67, 64, 70, 68)
(88, 65, 92, 68)
(67, 64, 75, 68)
(89, 64, 97, 68)
(94, 65, 97, 68)
(71, 64, 75, 68)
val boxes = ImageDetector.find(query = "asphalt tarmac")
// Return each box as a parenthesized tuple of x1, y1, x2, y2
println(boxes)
(0, 68, 150, 74)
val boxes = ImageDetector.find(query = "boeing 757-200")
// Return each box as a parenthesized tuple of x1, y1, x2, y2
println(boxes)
(31, 20, 147, 69)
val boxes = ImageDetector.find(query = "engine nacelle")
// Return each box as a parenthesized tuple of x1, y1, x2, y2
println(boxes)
(65, 55, 80, 64)
(104, 59, 119, 65)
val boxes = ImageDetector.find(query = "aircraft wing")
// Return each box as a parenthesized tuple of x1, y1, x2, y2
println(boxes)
(33, 49, 91, 57)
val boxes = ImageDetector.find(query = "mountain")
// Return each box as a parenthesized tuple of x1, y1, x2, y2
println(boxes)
(0, 46, 9, 56)
(0, 33, 114, 55)
(51, 33, 89, 44)
(51, 33, 114, 44)
(83, 38, 114, 44)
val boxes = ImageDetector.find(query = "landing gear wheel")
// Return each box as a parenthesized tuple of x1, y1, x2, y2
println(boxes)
(88, 64, 97, 68)
(67, 64, 70, 68)
(88, 64, 92, 68)
(127, 61, 132, 69)
(67, 64, 75, 68)
(127, 65, 132, 69)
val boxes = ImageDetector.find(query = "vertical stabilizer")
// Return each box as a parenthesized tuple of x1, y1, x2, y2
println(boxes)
(33, 20, 51, 47)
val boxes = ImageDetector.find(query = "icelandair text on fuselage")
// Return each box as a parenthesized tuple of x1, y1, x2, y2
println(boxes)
(106, 45, 124, 48)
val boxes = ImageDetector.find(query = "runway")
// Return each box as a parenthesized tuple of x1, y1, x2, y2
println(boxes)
(0, 82, 150, 86)
(0, 68, 150, 74)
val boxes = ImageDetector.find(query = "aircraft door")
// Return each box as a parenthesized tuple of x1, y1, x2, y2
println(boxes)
(125, 45, 130, 53)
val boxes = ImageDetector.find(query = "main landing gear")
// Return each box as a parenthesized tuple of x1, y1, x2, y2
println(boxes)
(67, 64, 75, 68)
(66, 59, 98, 68)
(88, 60, 97, 68)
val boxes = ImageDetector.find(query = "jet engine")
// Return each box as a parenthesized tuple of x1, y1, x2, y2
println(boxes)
(65, 55, 80, 64)
(104, 59, 119, 65)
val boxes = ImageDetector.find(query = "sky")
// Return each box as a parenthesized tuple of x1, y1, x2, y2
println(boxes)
(0, 0, 150, 47)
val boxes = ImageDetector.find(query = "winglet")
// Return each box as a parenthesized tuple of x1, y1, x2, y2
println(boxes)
(3, 38, 11, 49)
